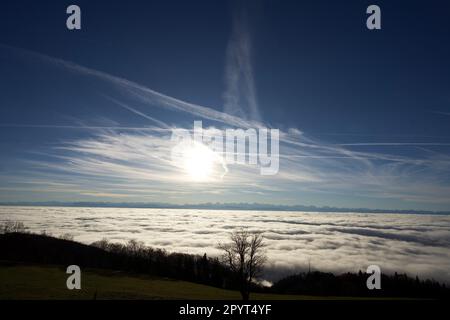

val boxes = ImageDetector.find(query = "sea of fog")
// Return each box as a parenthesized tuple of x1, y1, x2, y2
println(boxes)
(1, 206, 450, 283)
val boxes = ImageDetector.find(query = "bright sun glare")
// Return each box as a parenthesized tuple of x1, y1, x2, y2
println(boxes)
(183, 143, 216, 181)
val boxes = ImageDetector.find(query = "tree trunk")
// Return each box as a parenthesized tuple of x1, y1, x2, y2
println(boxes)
(240, 290, 250, 301)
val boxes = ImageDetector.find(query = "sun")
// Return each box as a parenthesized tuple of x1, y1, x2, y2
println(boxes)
(183, 142, 216, 181)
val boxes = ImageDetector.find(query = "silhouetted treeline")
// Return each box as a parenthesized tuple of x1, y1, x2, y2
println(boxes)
(270, 271, 450, 298)
(89, 238, 233, 288)
(0, 232, 234, 290)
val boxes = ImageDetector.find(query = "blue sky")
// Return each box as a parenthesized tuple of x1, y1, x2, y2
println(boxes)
(1, 0, 450, 211)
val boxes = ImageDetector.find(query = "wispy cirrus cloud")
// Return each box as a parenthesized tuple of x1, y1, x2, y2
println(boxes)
(1, 44, 450, 209)
(338, 142, 450, 146)
(223, 3, 261, 121)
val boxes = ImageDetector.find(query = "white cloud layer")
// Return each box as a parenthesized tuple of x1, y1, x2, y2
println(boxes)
(2, 206, 449, 283)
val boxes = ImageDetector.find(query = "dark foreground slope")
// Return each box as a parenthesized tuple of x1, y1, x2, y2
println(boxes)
(1, 232, 112, 267)
(1, 232, 449, 299)
(0, 233, 328, 300)
(0, 232, 231, 289)
(0, 263, 315, 300)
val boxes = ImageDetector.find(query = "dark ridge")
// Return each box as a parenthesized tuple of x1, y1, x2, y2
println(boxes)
(1, 232, 449, 298)
(0, 201, 448, 215)
(0, 232, 115, 268)
(269, 271, 450, 299)
(0, 232, 234, 290)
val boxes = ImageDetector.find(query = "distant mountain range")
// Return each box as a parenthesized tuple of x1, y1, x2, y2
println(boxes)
(0, 201, 449, 215)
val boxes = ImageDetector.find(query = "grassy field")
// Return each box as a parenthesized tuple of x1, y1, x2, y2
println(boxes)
(0, 263, 370, 300)
(0, 264, 307, 300)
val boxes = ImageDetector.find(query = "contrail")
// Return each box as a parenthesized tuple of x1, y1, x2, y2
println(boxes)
(0, 123, 171, 132)
(103, 95, 170, 129)
(0, 44, 257, 129)
(223, 3, 261, 121)
(1, 43, 435, 170)
(338, 143, 450, 146)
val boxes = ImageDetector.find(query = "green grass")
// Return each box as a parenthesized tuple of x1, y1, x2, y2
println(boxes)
(0, 263, 409, 300)
(0, 264, 303, 300)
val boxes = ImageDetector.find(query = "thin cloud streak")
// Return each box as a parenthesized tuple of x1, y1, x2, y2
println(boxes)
(0, 123, 171, 132)
(103, 95, 171, 129)
(223, 4, 261, 121)
(0, 44, 257, 129)
(339, 143, 450, 146)
(2, 45, 450, 208)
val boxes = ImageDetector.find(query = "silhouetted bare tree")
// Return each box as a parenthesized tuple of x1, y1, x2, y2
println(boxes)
(218, 229, 266, 300)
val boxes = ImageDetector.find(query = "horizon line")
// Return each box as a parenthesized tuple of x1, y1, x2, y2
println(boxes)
(0, 201, 448, 215)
